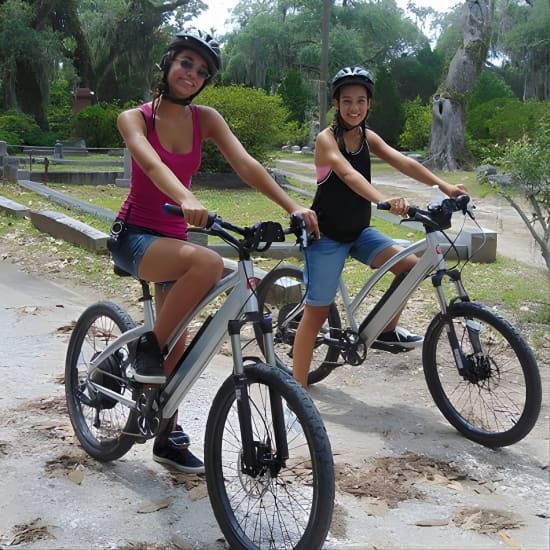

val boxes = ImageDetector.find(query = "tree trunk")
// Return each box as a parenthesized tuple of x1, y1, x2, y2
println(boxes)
(424, 0, 494, 171)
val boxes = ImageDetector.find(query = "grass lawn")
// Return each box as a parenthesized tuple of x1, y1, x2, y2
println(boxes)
(0, 163, 548, 327)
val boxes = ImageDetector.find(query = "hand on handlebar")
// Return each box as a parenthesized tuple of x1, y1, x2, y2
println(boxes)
(179, 196, 209, 228)
(291, 207, 320, 239)
(385, 197, 410, 218)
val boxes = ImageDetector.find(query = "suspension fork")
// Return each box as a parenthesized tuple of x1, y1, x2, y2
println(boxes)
(431, 269, 473, 372)
(229, 317, 288, 477)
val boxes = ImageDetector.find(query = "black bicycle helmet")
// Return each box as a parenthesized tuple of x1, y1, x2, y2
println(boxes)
(160, 27, 222, 76)
(157, 28, 222, 106)
(331, 66, 374, 99)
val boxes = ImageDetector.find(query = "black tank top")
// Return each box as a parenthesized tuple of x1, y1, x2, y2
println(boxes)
(311, 138, 372, 242)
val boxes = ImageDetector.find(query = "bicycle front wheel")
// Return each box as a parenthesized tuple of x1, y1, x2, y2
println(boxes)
(204, 361, 335, 550)
(65, 301, 139, 461)
(423, 302, 541, 447)
(255, 265, 342, 385)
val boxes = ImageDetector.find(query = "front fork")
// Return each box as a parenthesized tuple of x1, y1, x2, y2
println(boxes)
(432, 269, 481, 372)
(229, 316, 289, 477)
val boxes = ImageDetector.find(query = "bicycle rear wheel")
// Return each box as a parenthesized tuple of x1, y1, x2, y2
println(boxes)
(204, 361, 335, 550)
(65, 301, 139, 461)
(423, 302, 541, 447)
(255, 265, 342, 385)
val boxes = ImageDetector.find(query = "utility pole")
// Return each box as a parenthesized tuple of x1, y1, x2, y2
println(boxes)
(319, 0, 331, 131)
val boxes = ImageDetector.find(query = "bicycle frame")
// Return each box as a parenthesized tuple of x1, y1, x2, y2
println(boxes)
(337, 229, 469, 348)
(86, 243, 278, 422)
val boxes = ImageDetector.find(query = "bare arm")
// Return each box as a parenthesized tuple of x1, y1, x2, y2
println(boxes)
(366, 129, 466, 197)
(315, 128, 388, 206)
(117, 107, 209, 227)
(200, 106, 319, 235)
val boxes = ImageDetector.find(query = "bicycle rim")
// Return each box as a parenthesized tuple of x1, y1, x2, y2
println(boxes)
(423, 302, 541, 447)
(205, 362, 334, 549)
(65, 302, 138, 461)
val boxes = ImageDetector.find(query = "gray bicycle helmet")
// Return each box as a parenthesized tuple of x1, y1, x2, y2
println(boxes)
(332, 66, 374, 99)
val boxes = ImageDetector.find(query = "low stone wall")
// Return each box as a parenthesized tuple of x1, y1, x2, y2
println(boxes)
(30, 171, 123, 185)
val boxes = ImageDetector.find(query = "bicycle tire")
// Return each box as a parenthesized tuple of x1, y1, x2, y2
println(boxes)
(423, 301, 542, 447)
(255, 265, 342, 385)
(204, 360, 335, 549)
(65, 301, 140, 461)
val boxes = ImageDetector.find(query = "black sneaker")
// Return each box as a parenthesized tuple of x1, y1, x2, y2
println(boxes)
(132, 331, 166, 384)
(153, 433, 205, 474)
(371, 326, 423, 353)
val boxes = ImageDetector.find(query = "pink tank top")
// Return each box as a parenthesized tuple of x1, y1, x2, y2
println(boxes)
(118, 102, 202, 239)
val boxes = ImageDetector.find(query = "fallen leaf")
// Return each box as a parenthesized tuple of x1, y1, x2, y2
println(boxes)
(137, 498, 171, 514)
(187, 484, 208, 502)
(498, 530, 522, 549)
(362, 497, 389, 517)
(10, 519, 54, 546)
(68, 465, 85, 485)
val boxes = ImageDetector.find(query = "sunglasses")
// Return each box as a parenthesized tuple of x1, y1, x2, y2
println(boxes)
(174, 57, 211, 80)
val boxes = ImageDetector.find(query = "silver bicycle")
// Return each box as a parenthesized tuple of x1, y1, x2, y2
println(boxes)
(254, 195, 542, 448)
(65, 208, 335, 550)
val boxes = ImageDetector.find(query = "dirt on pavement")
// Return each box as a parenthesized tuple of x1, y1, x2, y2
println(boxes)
(0, 255, 548, 549)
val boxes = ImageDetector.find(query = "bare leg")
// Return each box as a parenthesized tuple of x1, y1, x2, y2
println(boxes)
(139, 238, 224, 432)
(371, 245, 417, 332)
(292, 305, 330, 388)
(138, 237, 224, 351)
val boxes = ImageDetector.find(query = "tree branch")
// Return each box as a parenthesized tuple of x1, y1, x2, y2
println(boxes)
(499, 192, 549, 255)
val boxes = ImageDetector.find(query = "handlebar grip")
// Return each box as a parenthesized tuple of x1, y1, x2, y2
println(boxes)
(290, 214, 310, 248)
(163, 203, 183, 217)
(376, 201, 391, 211)
(162, 203, 217, 228)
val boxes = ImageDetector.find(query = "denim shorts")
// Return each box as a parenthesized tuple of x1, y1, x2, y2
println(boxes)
(109, 227, 164, 280)
(303, 226, 395, 306)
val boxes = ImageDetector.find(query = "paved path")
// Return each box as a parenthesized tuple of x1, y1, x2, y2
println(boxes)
(276, 158, 546, 268)
(0, 260, 548, 549)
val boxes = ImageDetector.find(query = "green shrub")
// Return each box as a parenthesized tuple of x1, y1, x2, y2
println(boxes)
(467, 98, 548, 143)
(196, 85, 293, 172)
(0, 110, 42, 144)
(399, 97, 431, 151)
(73, 103, 123, 148)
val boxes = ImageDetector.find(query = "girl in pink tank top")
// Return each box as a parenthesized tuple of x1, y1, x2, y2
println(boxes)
(110, 28, 320, 473)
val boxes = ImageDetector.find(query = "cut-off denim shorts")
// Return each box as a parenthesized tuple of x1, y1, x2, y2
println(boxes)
(303, 226, 395, 307)
(109, 226, 176, 289)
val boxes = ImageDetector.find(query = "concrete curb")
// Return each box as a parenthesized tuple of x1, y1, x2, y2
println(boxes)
(0, 196, 30, 218)
(29, 210, 109, 253)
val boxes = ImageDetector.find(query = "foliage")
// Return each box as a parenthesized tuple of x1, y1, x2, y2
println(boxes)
(467, 69, 514, 107)
(196, 85, 293, 172)
(497, 118, 550, 207)
(390, 45, 444, 103)
(486, 115, 550, 270)
(73, 103, 123, 148)
(399, 97, 431, 151)
(467, 98, 548, 143)
(0, 110, 42, 145)
(0, 0, 61, 128)
(278, 70, 310, 124)
(47, 74, 77, 140)
(368, 67, 403, 148)
(495, 0, 550, 101)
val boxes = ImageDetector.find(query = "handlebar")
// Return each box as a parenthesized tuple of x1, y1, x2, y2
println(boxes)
(377, 194, 474, 231)
(163, 203, 287, 255)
